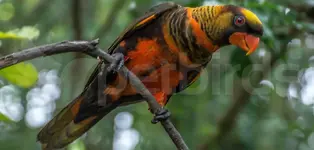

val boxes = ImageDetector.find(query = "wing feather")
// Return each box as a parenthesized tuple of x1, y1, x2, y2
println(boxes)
(84, 2, 181, 88)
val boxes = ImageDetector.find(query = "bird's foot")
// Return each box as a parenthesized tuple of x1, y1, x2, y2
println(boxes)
(97, 56, 103, 63)
(151, 108, 171, 124)
(107, 53, 124, 73)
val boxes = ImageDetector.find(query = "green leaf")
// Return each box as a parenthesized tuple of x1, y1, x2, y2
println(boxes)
(0, 2, 14, 21)
(68, 139, 86, 150)
(0, 62, 38, 88)
(0, 113, 13, 123)
(0, 31, 24, 39)
(7, 26, 40, 40)
(0, 26, 40, 40)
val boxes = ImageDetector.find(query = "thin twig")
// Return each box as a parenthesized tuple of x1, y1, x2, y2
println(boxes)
(0, 40, 99, 69)
(93, 49, 189, 149)
(0, 40, 189, 150)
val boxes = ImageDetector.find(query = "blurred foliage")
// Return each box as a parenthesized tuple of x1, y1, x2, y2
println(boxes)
(0, 0, 313, 150)
(0, 2, 14, 21)
(0, 26, 39, 40)
(0, 25, 39, 88)
(0, 62, 38, 88)
(0, 112, 13, 122)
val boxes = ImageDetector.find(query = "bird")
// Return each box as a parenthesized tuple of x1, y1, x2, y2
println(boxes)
(37, 2, 263, 149)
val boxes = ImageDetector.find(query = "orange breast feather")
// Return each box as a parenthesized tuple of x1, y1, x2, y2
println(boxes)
(106, 38, 182, 105)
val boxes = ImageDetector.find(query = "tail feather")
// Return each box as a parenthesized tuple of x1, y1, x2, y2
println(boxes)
(37, 95, 83, 143)
(38, 63, 124, 150)
(47, 116, 101, 149)
(37, 92, 117, 150)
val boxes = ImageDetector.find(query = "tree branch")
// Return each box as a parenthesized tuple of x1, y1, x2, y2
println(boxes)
(93, 49, 189, 149)
(0, 40, 99, 69)
(0, 40, 189, 150)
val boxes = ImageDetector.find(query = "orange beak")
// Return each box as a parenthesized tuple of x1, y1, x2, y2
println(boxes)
(229, 32, 260, 56)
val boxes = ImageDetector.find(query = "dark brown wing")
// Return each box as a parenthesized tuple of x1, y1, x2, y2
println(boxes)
(84, 2, 181, 88)
(107, 2, 181, 54)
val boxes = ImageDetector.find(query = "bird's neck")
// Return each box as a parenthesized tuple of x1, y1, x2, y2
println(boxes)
(191, 5, 226, 21)
(165, 7, 220, 64)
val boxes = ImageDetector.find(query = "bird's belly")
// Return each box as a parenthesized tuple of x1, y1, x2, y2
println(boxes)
(128, 63, 182, 94)
(107, 38, 181, 104)
(117, 62, 182, 106)
(106, 37, 204, 106)
(121, 41, 181, 96)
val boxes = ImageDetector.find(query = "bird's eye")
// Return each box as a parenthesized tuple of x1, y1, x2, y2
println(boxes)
(234, 16, 245, 26)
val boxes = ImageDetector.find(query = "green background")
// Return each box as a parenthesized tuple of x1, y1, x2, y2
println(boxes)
(0, 0, 314, 150)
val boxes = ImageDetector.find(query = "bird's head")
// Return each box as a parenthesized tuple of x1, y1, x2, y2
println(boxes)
(192, 5, 263, 55)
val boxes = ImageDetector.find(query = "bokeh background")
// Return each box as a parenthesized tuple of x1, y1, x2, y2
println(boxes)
(0, 0, 314, 150)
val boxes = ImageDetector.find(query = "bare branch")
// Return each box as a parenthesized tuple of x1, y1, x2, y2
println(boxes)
(0, 40, 189, 150)
(0, 40, 99, 69)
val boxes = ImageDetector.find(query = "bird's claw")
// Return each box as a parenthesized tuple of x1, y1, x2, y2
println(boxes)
(97, 56, 103, 63)
(151, 108, 171, 124)
(107, 53, 124, 73)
